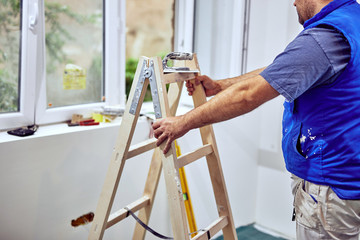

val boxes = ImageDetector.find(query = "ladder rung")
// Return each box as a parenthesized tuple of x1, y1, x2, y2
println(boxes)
(127, 138, 157, 159)
(177, 144, 213, 168)
(163, 72, 196, 84)
(106, 196, 150, 229)
(191, 216, 229, 240)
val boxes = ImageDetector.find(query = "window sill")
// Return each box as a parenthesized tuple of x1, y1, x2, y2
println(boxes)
(0, 102, 193, 144)
(0, 119, 117, 144)
(0, 115, 154, 144)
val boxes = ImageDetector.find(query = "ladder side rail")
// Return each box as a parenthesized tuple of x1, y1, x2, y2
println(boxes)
(171, 59, 199, 238)
(133, 59, 188, 240)
(154, 56, 190, 240)
(189, 55, 238, 240)
(89, 57, 150, 240)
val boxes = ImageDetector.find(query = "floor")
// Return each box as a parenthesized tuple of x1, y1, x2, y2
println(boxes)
(213, 224, 288, 240)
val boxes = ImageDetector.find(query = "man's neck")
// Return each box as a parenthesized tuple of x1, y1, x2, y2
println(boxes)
(314, 0, 333, 15)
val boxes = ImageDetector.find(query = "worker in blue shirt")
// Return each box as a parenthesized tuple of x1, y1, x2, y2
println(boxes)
(153, 0, 360, 239)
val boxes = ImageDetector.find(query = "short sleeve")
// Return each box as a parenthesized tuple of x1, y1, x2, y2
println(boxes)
(260, 27, 350, 102)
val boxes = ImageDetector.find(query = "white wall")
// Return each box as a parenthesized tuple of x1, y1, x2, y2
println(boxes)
(248, 0, 302, 238)
(0, 119, 171, 240)
(193, 0, 303, 239)
(192, 0, 261, 232)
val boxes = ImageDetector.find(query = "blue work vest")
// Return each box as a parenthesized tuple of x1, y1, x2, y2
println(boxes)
(282, 0, 360, 200)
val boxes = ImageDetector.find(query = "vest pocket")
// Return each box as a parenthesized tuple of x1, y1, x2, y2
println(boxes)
(292, 123, 307, 159)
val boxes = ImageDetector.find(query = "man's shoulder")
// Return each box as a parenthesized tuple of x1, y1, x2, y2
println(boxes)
(299, 25, 347, 43)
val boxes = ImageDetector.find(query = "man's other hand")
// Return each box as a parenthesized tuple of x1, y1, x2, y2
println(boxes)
(186, 75, 220, 97)
(152, 116, 188, 154)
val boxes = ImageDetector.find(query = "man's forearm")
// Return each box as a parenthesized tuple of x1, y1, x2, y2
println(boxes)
(216, 67, 266, 92)
(183, 74, 277, 131)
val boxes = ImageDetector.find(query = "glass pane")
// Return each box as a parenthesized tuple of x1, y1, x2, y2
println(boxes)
(45, 0, 103, 108)
(0, 0, 21, 113)
(126, 0, 174, 101)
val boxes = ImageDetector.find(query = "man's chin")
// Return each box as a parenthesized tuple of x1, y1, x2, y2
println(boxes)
(298, 17, 305, 25)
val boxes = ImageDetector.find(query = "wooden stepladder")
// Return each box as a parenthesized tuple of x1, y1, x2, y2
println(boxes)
(88, 53, 238, 240)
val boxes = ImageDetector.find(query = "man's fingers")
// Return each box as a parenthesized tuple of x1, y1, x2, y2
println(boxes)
(163, 138, 173, 154)
(185, 80, 192, 88)
(186, 81, 196, 96)
(154, 131, 171, 153)
(152, 121, 160, 130)
(195, 75, 206, 85)
(186, 81, 194, 89)
(153, 127, 163, 139)
(151, 116, 180, 153)
(156, 133, 167, 147)
(152, 123, 159, 130)
(152, 118, 166, 131)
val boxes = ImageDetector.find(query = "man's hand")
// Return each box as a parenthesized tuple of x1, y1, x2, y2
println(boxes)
(186, 75, 221, 97)
(152, 116, 189, 154)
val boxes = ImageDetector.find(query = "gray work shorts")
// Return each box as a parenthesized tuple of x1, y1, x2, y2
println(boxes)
(291, 175, 360, 240)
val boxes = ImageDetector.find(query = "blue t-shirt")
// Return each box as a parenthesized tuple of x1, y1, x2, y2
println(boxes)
(260, 26, 351, 102)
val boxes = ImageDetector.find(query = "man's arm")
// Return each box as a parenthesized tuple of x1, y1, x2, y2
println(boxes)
(153, 74, 279, 153)
(186, 67, 266, 97)
(215, 67, 267, 91)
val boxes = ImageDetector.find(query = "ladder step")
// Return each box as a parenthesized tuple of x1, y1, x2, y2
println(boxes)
(106, 196, 150, 229)
(163, 72, 197, 84)
(191, 216, 229, 240)
(177, 144, 213, 168)
(127, 138, 157, 160)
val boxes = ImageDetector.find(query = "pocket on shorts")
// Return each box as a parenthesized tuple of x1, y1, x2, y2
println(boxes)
(294, 182, 318, 229)
(324, 189, 360, 233)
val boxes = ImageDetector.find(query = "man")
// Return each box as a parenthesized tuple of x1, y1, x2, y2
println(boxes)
(153, 0, 360, 239)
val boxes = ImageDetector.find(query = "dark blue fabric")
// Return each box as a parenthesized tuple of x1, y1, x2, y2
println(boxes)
(260, 27, 350, 102)
(280, 0, 360, 200)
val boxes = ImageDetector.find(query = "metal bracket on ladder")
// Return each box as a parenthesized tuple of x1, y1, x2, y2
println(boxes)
(129, 59, 162, 119)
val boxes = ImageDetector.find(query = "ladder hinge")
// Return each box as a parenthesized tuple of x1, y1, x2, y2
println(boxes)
(129, 59, 162, 119)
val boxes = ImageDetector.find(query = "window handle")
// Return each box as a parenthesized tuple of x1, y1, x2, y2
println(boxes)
(29, 2, 38, 30)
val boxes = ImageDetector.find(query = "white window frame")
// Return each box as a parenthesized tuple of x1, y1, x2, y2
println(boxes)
(174, 0, 195, 53)
(0, 0, 37, 130)
(0, 0, 125, 130)
(0, 0, 194, 130)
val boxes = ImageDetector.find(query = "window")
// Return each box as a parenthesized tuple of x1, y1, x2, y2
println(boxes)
(0, 0, 124, 129)
(0, 0, 194, 131)
(36, 0, 125, 124)
(45, 0, 104, 108)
